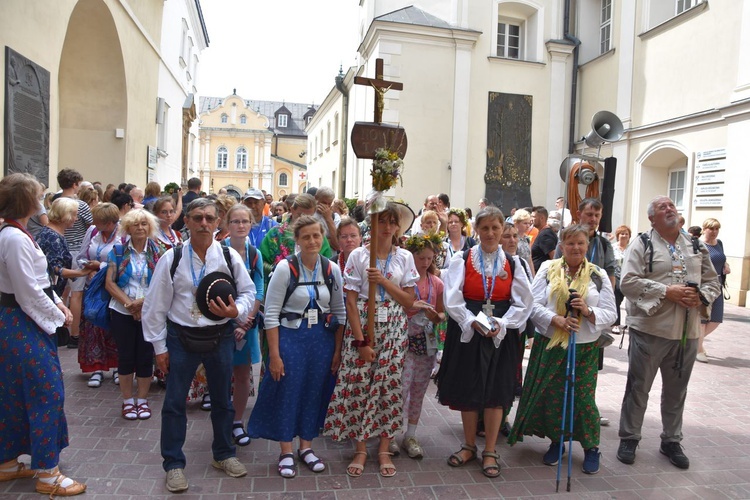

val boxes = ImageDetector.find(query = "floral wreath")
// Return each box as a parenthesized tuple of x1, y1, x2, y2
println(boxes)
(447, 207, 468, 227)
(405, 231, 445, 254)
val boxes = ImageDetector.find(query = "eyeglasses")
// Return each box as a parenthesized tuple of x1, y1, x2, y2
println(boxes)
(188, 214, 218, 223)
(229, 219, 251, 226)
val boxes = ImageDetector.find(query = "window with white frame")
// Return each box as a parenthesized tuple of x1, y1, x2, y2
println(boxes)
(326, 122, 331, 148)
(179, 19, 188, 68)
(278, 114, 288, 128)
(236, 147, 247, 170)
(240, 114, 247, 124)
(221, 113, 228, 124)
(334, 113, 339, 142)
(600, 0, 612, 54)
(497, 18, 522, 59)
(279, 172, 289, 186)
(216, 146, 228, 170)
(676, 0, 701, 15)
(157, 101, 169, 152)
(668, 169, 686, 211)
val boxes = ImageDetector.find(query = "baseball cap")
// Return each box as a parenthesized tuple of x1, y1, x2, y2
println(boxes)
(242, 188, 264, 201)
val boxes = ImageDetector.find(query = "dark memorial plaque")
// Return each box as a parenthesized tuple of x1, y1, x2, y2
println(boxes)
(485, 92, 532, 214)
(4, 47, 50, 186)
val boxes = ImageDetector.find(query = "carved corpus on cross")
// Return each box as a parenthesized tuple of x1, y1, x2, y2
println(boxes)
(350, 58, 408, 345)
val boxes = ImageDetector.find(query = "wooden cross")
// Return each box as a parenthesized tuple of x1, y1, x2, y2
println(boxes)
(353, 59, 403, 124)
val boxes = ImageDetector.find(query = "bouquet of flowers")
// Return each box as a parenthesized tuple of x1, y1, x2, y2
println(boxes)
(404, 232, 445, 253)
(371, 147, 404, 192)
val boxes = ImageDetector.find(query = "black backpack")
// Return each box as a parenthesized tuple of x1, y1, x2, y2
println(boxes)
(639, 230, 701, 273)
(275, 254, 337, 321)
(219, 240, 259, 281)
(170, 245, 235, 282)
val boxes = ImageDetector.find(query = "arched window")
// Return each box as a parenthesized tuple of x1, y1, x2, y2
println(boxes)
(279, 172, 289, 186)
(221, 113, 228, 124)
(216, 146, 228, 170)
(240, 114, 247, 124)
(236, 147, 247, 170)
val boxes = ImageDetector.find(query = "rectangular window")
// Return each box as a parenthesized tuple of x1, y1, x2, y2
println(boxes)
(278, 115, 288, 128)
(334, 113, 339, 142)
(157, 101, 169, 152)
(676, 0, 700, 15)
(326, 122, 331, 148)
(668, 170, 686, 210)
(497, 20, 521, 59)
(179, 19, 188, 68)
(600, 0, 612, 54)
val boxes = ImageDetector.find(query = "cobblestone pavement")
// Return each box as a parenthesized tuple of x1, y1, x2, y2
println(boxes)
(3, 304, 750, 499)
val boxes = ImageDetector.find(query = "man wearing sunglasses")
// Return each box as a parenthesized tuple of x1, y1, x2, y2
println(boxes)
(142, 198, 257, 493)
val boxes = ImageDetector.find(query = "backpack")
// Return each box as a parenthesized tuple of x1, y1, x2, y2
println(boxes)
(275, 254, 336, 321)
(170, 244, 235, 282)
(83, 245, 125, 329)
(639, 230, 700, 273)
(220, 239, 259, 281)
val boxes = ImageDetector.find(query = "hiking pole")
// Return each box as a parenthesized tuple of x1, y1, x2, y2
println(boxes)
(567, 326, 577, 492)
(673, 281, 698, 378)
(555, 290, 577, 493)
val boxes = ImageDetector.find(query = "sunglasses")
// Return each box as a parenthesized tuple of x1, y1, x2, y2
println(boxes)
(188, 214, 218, 223)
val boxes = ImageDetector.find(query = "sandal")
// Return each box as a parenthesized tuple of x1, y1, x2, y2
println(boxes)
(378, 451, 396, 477)
(136, 400, 151, 420)
(87, 372, 103, 388)
(298, 448, 325, 473)
(447, 443, 478, 467)
(277, 453, 296, 479)
(200, 394, 211, 411)
(481, 450, 501, 478)
(0, 460, 36, 481)
(112, 369, 119, 385)
(35, 467, 87, 497)
(122, 402, 138, 420)
(346, 451, 367, 478)
(232, 423, 251, 446)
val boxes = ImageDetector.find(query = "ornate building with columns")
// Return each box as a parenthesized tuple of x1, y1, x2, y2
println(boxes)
(198, 93, 314, 199)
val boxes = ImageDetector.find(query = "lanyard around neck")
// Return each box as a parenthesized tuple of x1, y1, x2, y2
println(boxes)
(478, 247, 500, 301)
(299, 256, 319, 308)
(376, 251, 393, 302)
(415, 274, 432, 303)
(187, 243, 206, 287)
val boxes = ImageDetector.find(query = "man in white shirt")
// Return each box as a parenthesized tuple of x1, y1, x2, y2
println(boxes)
(142, 198, 256, 493)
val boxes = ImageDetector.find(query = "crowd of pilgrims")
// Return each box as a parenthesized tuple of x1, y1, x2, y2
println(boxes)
(1, 170, 624, 496)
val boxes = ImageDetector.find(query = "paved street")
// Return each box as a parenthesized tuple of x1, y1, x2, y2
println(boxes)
(3, 304, 750, 499)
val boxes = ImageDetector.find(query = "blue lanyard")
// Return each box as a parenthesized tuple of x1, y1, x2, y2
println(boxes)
(478, 247, 499, 301)
(96, 228, 117, 261)
(588, 237, 598, 264)
(299, 256, 319, 308)
(376, 252, 393, 302)
(415, 274, 432, 303)
(224, 237, 253, 274)
(187, 243, 206, 287)
(160, 227, 176, 246)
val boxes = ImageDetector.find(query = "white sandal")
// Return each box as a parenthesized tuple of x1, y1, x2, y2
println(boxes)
(87, 372, 103, 388)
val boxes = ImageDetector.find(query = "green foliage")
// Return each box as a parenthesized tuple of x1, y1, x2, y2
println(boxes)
(344, 197, 358, 214)
(164, 182, 180, 195)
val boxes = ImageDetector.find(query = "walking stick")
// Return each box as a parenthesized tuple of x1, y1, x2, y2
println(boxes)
(566, 328, 576, 492)
(556, 289, 579, 492)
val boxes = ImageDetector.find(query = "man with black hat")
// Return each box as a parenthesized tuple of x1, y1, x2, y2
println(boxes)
(142, 198, 256, 493)
(242, 187, 277, 248)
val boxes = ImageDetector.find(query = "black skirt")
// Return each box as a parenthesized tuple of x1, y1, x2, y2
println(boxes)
(436, 299, 520, 411)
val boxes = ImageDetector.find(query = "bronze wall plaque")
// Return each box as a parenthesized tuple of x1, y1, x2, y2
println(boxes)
(485, 92, 532, 214)
(4, 47, 50, 186)
(351, 122, 407, 160)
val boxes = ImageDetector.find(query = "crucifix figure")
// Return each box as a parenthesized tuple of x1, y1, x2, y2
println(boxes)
(353, 59, 403, 124)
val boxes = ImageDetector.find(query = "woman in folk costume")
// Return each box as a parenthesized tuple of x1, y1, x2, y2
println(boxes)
(324, 202, 418, 478)
(509, 224, 617, 475)
(436, 206, 533, 478)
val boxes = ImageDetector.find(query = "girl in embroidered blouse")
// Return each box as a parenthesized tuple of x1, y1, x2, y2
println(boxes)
(436, 206, 533, 479)
(336, 217, 362, 274)
(324, 202, 419, 478)
(508, 224, 617, 475)
(0, 173, 86, 496)
(105, 209, 162, 421)
(396, 233, 446, 460)
(153, 197, 182, 250)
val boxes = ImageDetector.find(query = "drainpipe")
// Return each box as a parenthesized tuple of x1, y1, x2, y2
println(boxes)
(564, 0, 581, 154)
(335, 66, 349, 198)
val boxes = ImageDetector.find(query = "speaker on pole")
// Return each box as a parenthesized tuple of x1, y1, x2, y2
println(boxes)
(600, 157, 617, 233)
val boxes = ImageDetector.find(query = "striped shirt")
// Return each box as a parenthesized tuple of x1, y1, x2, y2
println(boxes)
(63, 199, 93, 254)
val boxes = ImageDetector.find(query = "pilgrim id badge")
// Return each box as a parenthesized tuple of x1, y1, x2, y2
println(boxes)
(306, 308, 318, 326)
(377, 307, 388, 323)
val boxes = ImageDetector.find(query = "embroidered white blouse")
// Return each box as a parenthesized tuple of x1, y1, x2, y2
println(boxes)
(343, 246, 419, 299)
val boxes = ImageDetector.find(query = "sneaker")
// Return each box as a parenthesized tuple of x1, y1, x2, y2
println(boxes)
(166, 468, 188, 493)
(402, 436, 424, 459)
(212, 457, 247, 478)
(600, 417, 610, 426)
(67, 336, 79, 349)
(388, 438, 401, 456)
(582, 447, 601, 474)
(660, 441, 690, 469)
(696, 351, 708, 363)
(616, 439, 638, 464)
(542, 442, 565, 466)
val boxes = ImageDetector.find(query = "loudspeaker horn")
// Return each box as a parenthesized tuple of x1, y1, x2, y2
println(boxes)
(583, 110, 623, 148)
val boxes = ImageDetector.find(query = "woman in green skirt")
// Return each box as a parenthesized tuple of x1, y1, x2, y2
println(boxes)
(509, 224, 616, 475)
